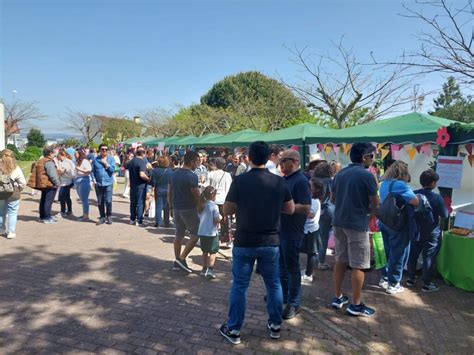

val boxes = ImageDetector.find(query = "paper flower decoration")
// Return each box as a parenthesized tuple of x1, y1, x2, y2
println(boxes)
(436, 127, 450, 148)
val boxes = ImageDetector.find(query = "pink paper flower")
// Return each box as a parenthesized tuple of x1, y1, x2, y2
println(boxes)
(436, 127, 450, 148)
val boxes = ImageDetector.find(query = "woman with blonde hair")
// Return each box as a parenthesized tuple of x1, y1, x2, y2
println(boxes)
(0, 149, 26, 239)
(378, 160, 419, 295)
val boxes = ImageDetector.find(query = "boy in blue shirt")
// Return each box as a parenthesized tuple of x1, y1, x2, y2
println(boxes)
(406, 169, 449, 292)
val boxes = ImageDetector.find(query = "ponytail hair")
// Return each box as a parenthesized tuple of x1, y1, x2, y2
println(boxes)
(198, 186, 217, 213)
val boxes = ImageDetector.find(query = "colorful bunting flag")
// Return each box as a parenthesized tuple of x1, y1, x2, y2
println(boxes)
(317, 144, 324, 152)
(466, 144, 473, 155)
(380, 149, 390, 160)
(377, 143, 385, 151)
(332, 144, 340, 154)
(407, 147, 417, 160)
(469, 155, 474, 167)
(343, 144, 352, 155)
(415, 145, 421, 153)
(420, 143, 432, 157)
(324, 145, 332, 154)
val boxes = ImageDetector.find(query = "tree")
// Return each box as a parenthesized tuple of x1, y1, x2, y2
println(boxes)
(62, 137, 82, 147)
(373, 0, 473, 85)
(26, 128, 46, 147)
(66, 110, 104, 146)
(429, 76, 474, 122)
(285, 43, 415, 128)
(3, 100, 46, 139)
(140, 107, 176, 137)
(101, 118, 142, 146)
(201, 71, 310, 131)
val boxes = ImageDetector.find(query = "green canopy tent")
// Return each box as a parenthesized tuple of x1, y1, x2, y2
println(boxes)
(169, 135, 197, 146)
(306, 113, 457, 144)
(193, 133, 224, 146)
(204, 129, 262, 147)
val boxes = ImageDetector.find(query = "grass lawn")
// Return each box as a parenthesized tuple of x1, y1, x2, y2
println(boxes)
(18, 160, 34, 179)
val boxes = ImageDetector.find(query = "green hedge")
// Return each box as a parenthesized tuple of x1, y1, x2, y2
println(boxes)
(7, 144, 43, 161)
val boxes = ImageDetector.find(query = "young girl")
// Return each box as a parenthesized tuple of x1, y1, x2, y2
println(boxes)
(197, 186, 221, 279)
(301, 178, 324, 285)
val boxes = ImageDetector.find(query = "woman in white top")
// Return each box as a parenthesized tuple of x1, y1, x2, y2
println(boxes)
(0, 149, 27, 239)
(208, 157, 233, 241)
(74, 148, 92, 221)
(57, 149, 76, 217)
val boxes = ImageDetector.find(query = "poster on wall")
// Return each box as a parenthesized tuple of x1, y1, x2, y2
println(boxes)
(436, 156, 464, 189)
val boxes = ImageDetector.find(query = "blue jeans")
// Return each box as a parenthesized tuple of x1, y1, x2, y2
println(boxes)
(59, 183, 73, 214)
(379, 222, 411, 285)
(0, 199, 20, 233)
(40, 188, 56, 219)
(280, 237, 303, 307)
(406, 229, 441, 285)
(96, 184, 113, 218)
(228, 246, 282, 331)
(130, 185, 147, 224)
(76, 179, 91, 215)
(154, 192, 167, 226)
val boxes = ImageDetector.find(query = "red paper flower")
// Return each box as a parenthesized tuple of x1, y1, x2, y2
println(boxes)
(443, 196, 453, 214)
(436, 127, 450, 148)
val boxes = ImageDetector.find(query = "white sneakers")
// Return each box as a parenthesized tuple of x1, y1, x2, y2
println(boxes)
(301, 274, 314, 285)
(386, 283, 404, 294)
(6, 232, 16, 239)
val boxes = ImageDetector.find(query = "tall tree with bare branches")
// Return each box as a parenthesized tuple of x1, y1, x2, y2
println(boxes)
(65, 110, 104, 146)
(372, 0, 473, 85)
(3, 100, 46, 139)
(284, 42, 416, 128)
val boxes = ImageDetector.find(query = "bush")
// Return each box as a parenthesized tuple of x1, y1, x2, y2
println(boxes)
(6, 144, 22, 160)
(20, 146, 42, 161)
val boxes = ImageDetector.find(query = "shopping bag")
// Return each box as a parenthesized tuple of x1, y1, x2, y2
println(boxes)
(372, 231, 387, 269)
(148, 200, 156, 219)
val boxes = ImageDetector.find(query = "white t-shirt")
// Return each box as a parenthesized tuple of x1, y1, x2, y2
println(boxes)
(76, 159, 92, 177)
(208, 170, 232, 205)
(304, 198, 321, 233)
(198, 201, 220, 237)
(10, 166, 26, 189)
(265, 160, 280, 176)
(59, 159, 76, 186)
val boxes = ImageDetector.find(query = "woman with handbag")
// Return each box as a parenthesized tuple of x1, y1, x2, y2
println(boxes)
(0, 149, 26, 239)
(378, 161, 419, 294)
(151, 156, 173, 227)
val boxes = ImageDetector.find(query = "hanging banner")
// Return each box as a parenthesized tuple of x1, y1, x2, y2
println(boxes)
(407, 147, 417, 160)
(436, 156, 464, 189)
(380, 149, 390, 160)
(308, 144, 318, 156)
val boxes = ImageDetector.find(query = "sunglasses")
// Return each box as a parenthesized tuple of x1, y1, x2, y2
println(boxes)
(101, 148, 108, 151)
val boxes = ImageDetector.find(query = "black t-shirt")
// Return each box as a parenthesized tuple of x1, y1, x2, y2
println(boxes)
(170, 168, 199, 210)
(127, 157, 148, 188)
(225, 168, 292, 247)
(332, 164, 378, 231)
(280, 170, 312, 240)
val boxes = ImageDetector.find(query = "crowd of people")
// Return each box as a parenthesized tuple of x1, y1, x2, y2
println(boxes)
(0, 140, 448, 345)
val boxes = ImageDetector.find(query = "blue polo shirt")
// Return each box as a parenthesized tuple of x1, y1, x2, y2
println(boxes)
(332, 164, 378, 232)
(280, 170, 312, 240)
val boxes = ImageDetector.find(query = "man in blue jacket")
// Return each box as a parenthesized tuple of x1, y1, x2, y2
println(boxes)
(91, 143, 115, 225)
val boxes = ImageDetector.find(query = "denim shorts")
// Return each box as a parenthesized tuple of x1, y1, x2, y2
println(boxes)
(174, 208, 199, 237)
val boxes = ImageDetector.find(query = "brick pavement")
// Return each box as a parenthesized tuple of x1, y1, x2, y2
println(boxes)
(0, 187, 473, 354)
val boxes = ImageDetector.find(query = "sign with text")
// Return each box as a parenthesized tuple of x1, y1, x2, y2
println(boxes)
(436, 156, 464, 189)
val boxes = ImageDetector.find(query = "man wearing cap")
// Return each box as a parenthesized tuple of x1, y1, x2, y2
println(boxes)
(278, 149, 312, 319)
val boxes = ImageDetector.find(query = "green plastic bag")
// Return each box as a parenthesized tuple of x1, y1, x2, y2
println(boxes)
(372, 232, 387, 269)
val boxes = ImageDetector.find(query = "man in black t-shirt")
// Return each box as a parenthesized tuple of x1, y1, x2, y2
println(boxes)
(126, 148, 150, 225)
(168, 151, 201, 273)
(219, 141, 294, 345)
(279, 149, 312, 320)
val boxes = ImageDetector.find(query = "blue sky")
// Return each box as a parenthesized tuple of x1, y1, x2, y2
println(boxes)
(1, 0, 451, 134)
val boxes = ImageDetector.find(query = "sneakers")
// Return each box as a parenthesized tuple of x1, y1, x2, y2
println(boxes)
(318, 263, 331, 270)
(174, 259, 192, 273)
(172, 261, 181, 271)
(205, 268, 216, 279)
(422, 282, 440, 292)
(346, 303, 375, 317)
(43, 218, 57, 224)
(406, 278, 416, 287)
(6, 232, 16, 239)
(267, 323, 281, 339)
(301, 274, 313, 285)
(78, 216, 90, 222)
(130, 220, 136, 225)
(379, 277, 389, 289)
(282, 305, 300, 319)
(219, 324, 241, 345)
(386, 283, 404, 294)
(97, 217, 106, 225)
(199, 268, 207, 276)
(106, 216, 112, 225)
(331, 294, 349, 309)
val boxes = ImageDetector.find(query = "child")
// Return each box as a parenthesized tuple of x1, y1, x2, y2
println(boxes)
(406, 169, 448, 292)
(301, 178, 324, 285)
(197, 186, 221, 279)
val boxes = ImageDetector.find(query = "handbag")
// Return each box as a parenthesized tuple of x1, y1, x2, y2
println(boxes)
(376, 180, 407, 231)
(372, 232, 387, 269)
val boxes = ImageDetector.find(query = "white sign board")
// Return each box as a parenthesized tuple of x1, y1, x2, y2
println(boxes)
(157, 142, 165, 151)
(454, 211, 474, 230)
(436, 156, 464, 189)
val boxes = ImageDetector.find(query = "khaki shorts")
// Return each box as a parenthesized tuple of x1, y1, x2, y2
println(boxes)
(334, 227, 370, 269)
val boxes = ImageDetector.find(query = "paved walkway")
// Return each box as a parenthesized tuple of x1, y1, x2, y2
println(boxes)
(0, 186, 473, 354)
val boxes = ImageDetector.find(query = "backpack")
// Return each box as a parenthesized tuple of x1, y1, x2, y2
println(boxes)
(0, 173, 14, 199)
(376, 180, 407, 231)
(414, 192, 436, 240)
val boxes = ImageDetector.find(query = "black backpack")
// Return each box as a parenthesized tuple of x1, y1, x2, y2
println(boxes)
(376, 181, 407, 231)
